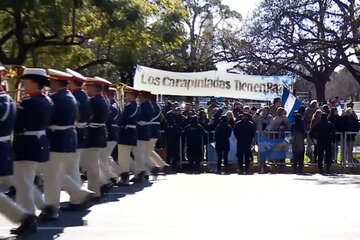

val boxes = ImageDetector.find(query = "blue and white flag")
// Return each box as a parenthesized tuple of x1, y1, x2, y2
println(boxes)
(281, 87, 303, 123)
(258, 134, 292, 163)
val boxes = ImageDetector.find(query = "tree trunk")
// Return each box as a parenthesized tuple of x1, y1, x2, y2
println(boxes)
(314, 80, 327, 103)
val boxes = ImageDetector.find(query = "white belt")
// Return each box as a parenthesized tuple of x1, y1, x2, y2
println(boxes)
(19, 130, 46, 138)
(89, 123, 106, 128)
(137, 121, 149, 126)
(0, 135, 11, 142)
(75, 122, 88, 129)
(111, 124, 119, 128)
(125, 125, 136, 129)
(149, 122, 160, 125)
(48, 125, 74, 131)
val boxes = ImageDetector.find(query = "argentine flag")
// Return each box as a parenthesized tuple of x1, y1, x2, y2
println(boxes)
(281, 87, 303, 123)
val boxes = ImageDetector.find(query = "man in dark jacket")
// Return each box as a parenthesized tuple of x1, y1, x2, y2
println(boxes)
(290, 113, 306, 174)
(310, 113, 336, 174)
(341, 108, 360, 165)
(215, 116, 232, 173)
(165, 116, 182, 171)
(234, 113, 256, 174)
(182, 116, 207, 172)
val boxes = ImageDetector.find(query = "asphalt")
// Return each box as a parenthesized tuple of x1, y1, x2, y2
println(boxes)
(1, 173, 360, 240)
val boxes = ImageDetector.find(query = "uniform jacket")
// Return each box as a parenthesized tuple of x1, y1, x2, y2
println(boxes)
(47, 89, 77, 153)
(14, 92, 53, 162)
(72, 88, 91, 149)
(165, 117, 182, 144)
(234, 118, 256, 147)
(182, 121, 208, 148)
(87, 94, 109, 148)
(215, 122, 232, 151)
(118, 101, 140, 146)
(106, 98, 121, 142)
(137, 101, 154, 141)
(150, 102, 161, 139)
(0, 90, 16, 176)
(310, 115, 336, 145)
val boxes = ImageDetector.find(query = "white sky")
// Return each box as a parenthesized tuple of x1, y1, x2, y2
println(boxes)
(221, 0, 262, 19)
(217, 0, 262, 72)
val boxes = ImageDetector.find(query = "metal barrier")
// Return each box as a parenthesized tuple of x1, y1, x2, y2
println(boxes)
(157, 129, 360, 171)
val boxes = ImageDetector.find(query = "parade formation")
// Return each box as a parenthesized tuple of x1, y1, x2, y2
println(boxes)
(0, 67, 167, 236)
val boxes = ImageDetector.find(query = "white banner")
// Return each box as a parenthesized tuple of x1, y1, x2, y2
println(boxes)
(133, 65, 294, 101)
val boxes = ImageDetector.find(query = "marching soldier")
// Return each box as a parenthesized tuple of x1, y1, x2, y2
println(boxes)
(132, 90, 155, 182)
(0, 67, 37, 236)
(148, 93, 168, 171)
(99, 87, 121, 185)
(81, 77, 109, 199)
(39, 69, 94, 218)
(66, 68, 90, 185)
(12, 68, 53, 216)
(117, 87, 140, 185)
(93, 77, 119, 192)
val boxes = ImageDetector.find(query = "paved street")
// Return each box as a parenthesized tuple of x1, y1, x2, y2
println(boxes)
(1, 173, 360, 240)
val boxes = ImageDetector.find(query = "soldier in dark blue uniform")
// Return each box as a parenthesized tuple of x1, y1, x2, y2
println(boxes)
(117, 87, 140, 185)
(215, 115, 232, 173)
(81, 77, 109, 199)
(132, 90, 155, 182)
(39, 69, 94, 218)
(66, 68, 90, 185)
(0, 68, 37, 236)
(12, 68, 53, 217)
(182, 116, 208, 172)
(99, 87, 121, 184)
(148, 93, 168, 171)
(234, 113, 256, 174)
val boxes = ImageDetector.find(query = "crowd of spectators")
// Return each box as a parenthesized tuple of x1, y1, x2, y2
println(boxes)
(159, 97, 360, 175)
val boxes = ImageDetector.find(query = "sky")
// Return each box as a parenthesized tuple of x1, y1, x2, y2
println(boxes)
(221, 0, 262, 19)
(217, 0, 262, 72)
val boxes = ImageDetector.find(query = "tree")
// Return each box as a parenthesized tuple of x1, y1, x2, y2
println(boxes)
(172, 0, 241, 72)
(226, 0, 356, 101)
(0, 0, 188, 85)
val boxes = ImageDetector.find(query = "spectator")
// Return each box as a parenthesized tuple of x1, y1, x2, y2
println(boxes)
(269, 107, 289, 171)
(310, 113, 336, 174)
(270, 107, 290, 134)
(232, 101, 243, 120)
(297, 105, 305, 118)
(234, 113, 256, 174)
(222, 99, 231, 112)
(328, 107, 342, 162)
(207, 97, 218, 118)
(225, 111, 236, 128)
(341, 108, 360, 165)
(291, 114, 306, 174)
(198, 110, 209, 129)
(269, 97, 282, 117)
(215, 116, 232, 173)
(309, 109, 322, 163)
(250, 106, 257, 116)
(305, 101, 319, 127)
(322, 104, 330, 115)
(258, 107, 273, 131)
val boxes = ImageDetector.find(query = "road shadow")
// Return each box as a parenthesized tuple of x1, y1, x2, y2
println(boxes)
(0, 180, 154, 240)
(293, 174, 360, 186)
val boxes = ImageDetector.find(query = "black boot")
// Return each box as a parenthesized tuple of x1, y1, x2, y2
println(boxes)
(118, 172, 130, 186)
(151, 166, 160, 180)
(38, 205, 59, 221)
(10, 214, 37, 236)
(4, 186, 16, 198)
(100, 183, 114, 195)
